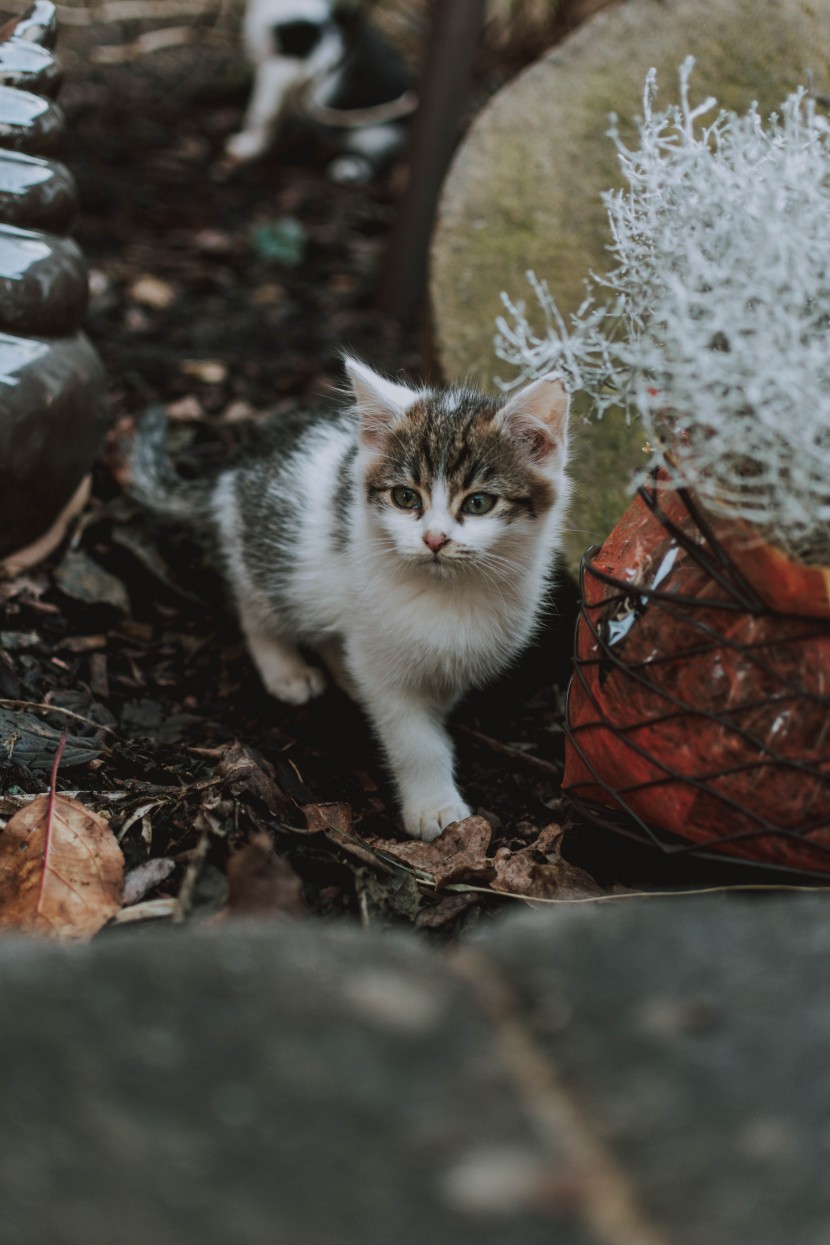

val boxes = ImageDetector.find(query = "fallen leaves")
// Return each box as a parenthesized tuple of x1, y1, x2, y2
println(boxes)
(371, 817, 603, 903)
(379, 817, 496, 888)
(225, 833, 305, 919)
(0, 792, 123, 939)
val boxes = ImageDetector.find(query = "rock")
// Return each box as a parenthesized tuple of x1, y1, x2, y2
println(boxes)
(481, 896, 830, 1245)
(0, 924, 586, 1245)
(0, 898, 827, 1243)
(0, 149, 78, 234)
(0, 331, 107, 559)
(431, 0, 830, 569)
(0, 3, 108, 564)
(0, 83, 64, 154)
(0, 224, 87, 335)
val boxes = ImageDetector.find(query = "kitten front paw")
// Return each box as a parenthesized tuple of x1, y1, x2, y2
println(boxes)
(263, 664, 327, 706)
(404, 797, 472, 842)
(224, 130, 268, 163)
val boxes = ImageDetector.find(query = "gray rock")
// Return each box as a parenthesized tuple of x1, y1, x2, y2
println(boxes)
(0, 923, 597, 1245)
(479, 896, 830, 1245)
(0, 898, 827, 1244)
(430, 0, 830, 569)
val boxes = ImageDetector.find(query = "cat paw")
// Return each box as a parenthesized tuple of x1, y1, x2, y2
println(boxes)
(224, 130, 267, 163)
(263, 664, 327, 706)
(404, 798, 472, 842)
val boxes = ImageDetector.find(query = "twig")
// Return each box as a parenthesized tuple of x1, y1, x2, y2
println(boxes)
(0, 697, 120, 739)
(454, 723, 563, 776)
(443, 881, 830, 904)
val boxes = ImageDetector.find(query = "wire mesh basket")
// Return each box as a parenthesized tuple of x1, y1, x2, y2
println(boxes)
(563, 473, 830, 876)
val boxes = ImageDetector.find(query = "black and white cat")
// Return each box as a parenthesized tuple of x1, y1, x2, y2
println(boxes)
(225, 0, 413, 182)
(130, 359, 571, 840)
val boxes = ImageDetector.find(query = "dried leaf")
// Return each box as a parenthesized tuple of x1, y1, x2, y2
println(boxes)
(415, 892, 479, 930)
(0, 794, 124, 939)
(112, 897, 176, 925)
(303, 802, 352, 835)
(123, 856, 176, 905)
(225, 833, 305, 918)
(54, 549, 130, 613)
(181, 359, 228, 385)
(377, 816, 495, 889)
(491, 824, 603, 900)
(302, 803, 395, 871)
(0, 709, 103, 772)
(130, 274, 176, 310)
(215, 743, 297, 820)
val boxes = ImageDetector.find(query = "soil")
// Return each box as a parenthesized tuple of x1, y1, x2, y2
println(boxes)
(0, 58, 779, 940)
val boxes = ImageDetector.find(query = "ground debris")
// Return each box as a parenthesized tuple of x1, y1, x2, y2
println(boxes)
(0, 792, 123, 940)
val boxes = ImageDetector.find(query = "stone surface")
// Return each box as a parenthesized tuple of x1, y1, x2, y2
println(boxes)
(0, 924, 597, 1245)
(0, 898, 827, 1244)
(481, 896, 830, 1245)
(430, 0, 830, 568)
(0, 331, 107, 559)
(0, 223, 87, 334)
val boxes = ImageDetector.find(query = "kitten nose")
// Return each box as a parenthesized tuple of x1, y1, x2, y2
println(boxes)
(423, 530, 449, 553)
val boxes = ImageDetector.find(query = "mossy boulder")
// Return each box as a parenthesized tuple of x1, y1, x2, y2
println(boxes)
(431, 0, 830, 570)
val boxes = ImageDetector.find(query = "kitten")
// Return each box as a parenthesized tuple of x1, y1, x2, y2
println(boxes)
(130, 359, 571, 841)
(225, 0, 413, 183)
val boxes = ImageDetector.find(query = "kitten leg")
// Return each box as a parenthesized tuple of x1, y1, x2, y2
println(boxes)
(225, 57, 306, 162)
(240, 611, 326, 705)
(356, 679, 471, 841)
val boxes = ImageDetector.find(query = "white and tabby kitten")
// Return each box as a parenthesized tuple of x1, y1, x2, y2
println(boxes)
(130, 359, 571, 840)
(225, 0, 412, 182)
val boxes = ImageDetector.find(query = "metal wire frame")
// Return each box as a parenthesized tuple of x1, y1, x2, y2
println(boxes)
(563, 479, 830, 877)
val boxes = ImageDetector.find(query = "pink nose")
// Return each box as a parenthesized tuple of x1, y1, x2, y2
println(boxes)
(423, 530, 449, 553)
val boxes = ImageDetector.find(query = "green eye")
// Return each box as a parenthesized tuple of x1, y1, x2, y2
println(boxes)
(461, 492, 497, 516)
(391, 485, 421, 511)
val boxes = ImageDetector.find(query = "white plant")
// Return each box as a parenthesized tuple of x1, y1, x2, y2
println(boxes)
(496, 59, 830, 561)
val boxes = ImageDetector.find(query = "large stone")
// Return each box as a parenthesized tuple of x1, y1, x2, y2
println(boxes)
(430, 0, 830, 569)
(0, 898, 828, 1244)
(481, 896, 830, 1245)
(0, 924, 598, 1245)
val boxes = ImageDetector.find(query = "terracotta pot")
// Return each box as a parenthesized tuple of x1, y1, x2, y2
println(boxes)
(564, 476, 830, 874)
(0, 1, 107, 564)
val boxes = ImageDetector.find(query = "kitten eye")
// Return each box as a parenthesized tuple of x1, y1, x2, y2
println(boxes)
(391, 485, 421, 511)
(461, 492, 497, 516)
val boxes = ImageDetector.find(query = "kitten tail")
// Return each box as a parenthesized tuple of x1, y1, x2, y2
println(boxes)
(128, 406, 213, 528)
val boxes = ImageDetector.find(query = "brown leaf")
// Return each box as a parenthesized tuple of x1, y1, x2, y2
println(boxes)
(302, 802, 352, 835)
(225, 833, 305, 918)
(214, 743, 297, 820)
(0, 794, 124, 939)
(302, 803, 393, 871)
(415, 892, 479, 930)
(376, 816, 495, 888)
(491, 824, 603, 900)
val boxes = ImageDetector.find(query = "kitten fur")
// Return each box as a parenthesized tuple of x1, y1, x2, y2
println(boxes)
(225, 0, 411, 182)
(130, 358, 571, 841)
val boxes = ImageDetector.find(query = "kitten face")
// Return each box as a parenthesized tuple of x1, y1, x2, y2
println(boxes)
(354, 384, 567, 576)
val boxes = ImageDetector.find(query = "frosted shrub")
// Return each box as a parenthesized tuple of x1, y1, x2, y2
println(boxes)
(496, 60, 830, 562)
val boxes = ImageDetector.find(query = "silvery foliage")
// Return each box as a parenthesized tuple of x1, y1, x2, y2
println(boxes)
(496, 59, 830, 560)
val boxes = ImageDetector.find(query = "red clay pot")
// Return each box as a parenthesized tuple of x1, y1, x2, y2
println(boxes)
(564, 476, 830, 874)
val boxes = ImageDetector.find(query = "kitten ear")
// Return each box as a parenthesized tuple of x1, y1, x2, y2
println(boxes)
(500, 373, 570, 462)
(344, 356, 417, 448)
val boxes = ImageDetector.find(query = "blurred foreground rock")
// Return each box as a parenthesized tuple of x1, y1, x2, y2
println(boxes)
(431, 0, 830, 570)
(0, 896, 827, 1244)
